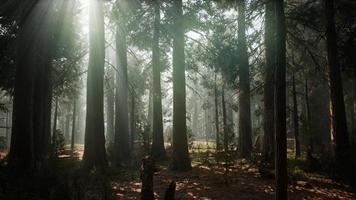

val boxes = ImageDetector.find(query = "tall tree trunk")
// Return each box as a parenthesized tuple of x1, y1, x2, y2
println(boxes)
(352, 80, 356, 143)
(214, 72, 220, 152)
(106, 69, 115, 145)
(83, 0, 107, 170)
(8, 1, 54, 173)
(170, 0, 191, 171)
(263, 0, 276, 163)
(305, 75, 313, 152)
(222, 83, 228, 156)
(65, 113, 70, 144)
(275, 0, 287, 199)
(237, 0, 252, 158)
(52, 97, 59, 154)
(292, 73, 301, 158)
(71, 100, 76, 157)
(114, 19, 130, 165)
(151, 0, 166, 159)
(324, 0, 349, 167)
(130, 91, 135, 152)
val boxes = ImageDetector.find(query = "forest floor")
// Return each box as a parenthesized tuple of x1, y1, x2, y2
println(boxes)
(110, 158, 356, 200)
(1, 143, 356, 200)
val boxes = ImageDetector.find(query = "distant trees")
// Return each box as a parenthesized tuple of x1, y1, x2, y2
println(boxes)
(82, 0, 107, 169)
(170, 0, 191, 171)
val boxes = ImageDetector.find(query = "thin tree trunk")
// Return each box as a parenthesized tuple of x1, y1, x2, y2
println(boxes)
(151, 0, 166, 159)
(263, 0, 276, 163)
(130, 91, 135, 153)
(222, 82, 229, 185)
(171, 0, 191, 171)
(71, 100, 76, 157)
(305, 75, 313, 152)
(52, 97, 59, 155)
(275, 0, 287, 199)
(292, 73, 301, 158)
(65, 113, 70, 144)
(83, 0, 107, 170)
(324, 0, 349, 167)
(214, 72, 220, 152)
(106, 69, 115, 145)
(237, 0, 252, 158)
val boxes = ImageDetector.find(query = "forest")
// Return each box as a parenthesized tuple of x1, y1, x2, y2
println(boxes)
(0, 0, 355, 199)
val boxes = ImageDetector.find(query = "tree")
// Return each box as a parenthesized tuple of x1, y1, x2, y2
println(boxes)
(114, 12, 131, 165)
(324, 0, 349, 171)
(263, 0, 276, 163)
(151, 0, 166, 159)
(170, 0, 191, 171)
(275, 0, 287, 199)
(237, 0, 252, 158)
(292, 72, 301, 158)
(8, 0, 55, 173)
(71, 100, 76, 157)
(82, 0, 107, 169)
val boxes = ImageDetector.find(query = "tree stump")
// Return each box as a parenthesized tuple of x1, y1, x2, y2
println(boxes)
(140, 156, 155, 200)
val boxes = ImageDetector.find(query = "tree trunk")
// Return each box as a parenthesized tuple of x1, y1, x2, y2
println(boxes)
(352, 80, 356, 143)
(151, 0, 166, 159)
(263, 0, 276, 163)
(292, 73, 301, 158)
(65, 113, 70, 144)
(106, 69, 115, 145)
(83, 0, 107, 170)
(275, 0, 287, 199)
(305, 75, 313, 152)
(222, 84, 228, 156)
(237, 0, 252, 158)
(170, 0, 191, 171)
(324, 0, 349, 167)
(52, 97, 59, 155)
(71, 100, 76, 157)
(130, 91, 135, 152)
(8, 1, 54, 173)
(114, 18, 131, 165)
(214, 72, 220, 152)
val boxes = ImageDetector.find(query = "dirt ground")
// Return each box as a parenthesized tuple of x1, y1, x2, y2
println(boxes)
(111, 162, 356, 200)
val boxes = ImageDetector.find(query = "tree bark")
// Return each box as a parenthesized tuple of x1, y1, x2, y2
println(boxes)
(83, 0, 107, 170)
(275, 0, 287, 199)
(170, 0, 191, 171)
(324, 0, 349, 167)
(71, 100, 76, 157)
(106, 69, 115, 145)
(237, 0, 252, 158)
(305, 75, 313, 152)
(263, 0, 276, 163)
(130, 91, 135, 152)
(214, 72, 220, 152)
(292, 73, 301, 158)
(151, 0, 166, 159)
(114, 18, 131, 165)
(52, 97, 59, 155)
(8, 1, 54, 173)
